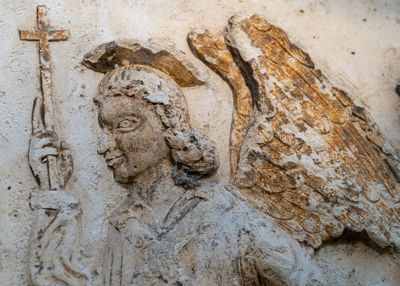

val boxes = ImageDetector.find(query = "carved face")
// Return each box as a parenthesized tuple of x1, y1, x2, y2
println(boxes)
(96, 95, 169, 184)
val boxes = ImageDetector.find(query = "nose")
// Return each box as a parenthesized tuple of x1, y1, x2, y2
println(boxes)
(97, 129, 117, 155)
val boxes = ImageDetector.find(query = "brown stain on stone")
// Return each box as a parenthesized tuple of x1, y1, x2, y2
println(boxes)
(82, 41, 204, 88)
(188, 30, 253, 179)
(189, 14, 400, 249)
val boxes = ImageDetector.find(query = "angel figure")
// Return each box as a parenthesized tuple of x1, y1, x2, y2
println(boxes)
(28, 61, 324, 285)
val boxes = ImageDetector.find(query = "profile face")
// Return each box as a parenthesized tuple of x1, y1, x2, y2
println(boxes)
(96, 94, 169, 184)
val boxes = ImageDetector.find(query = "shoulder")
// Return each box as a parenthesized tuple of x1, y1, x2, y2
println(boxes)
(193, 181, 274, 227)
(194, 181, 247, 202)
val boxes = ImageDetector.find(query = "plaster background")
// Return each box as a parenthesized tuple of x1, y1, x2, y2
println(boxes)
(0, 0, 399, 284)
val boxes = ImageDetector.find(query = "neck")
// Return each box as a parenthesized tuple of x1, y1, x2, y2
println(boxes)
(125, 158, 185, 219)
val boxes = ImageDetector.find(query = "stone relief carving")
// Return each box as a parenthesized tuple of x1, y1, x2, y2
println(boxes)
(23, 6, 400, 285)
(27, 36, 324, 285)
(20, 6, 88, 285)
(96, 65, 322, 285)
(81, 40, 204, 88)
(188, 14, 400, 249)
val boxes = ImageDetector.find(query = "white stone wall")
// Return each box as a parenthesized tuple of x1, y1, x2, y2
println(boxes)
(0, 0, 399, 284)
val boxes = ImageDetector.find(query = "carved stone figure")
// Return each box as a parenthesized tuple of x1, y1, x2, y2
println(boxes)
(28, 62, 324, 285)
(97, 65, 323, 285)
(188, 14, 400, 250)
(25, 11, 400, 285)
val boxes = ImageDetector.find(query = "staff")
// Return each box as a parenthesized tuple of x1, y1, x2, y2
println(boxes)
(20, 5, 69, 190)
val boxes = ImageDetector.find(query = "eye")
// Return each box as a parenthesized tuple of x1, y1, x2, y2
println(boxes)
(116, 118, 140, 132)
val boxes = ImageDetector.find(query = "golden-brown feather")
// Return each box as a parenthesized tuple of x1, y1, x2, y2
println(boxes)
(188, 15, 400, 249)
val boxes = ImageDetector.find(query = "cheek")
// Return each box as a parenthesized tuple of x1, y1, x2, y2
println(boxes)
(114, 133, 137, 153)
(115, 131, 163, 154)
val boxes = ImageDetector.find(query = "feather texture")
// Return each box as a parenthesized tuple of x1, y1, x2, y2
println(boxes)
(188, 14, 400, 249)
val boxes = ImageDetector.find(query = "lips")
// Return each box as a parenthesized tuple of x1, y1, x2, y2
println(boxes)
(105, 155, 124, 168)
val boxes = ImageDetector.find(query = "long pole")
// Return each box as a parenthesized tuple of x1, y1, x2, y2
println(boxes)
(20, 5, 70, 190)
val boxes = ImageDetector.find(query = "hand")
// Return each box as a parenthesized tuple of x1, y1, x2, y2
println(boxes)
(28, 98, 73, 189)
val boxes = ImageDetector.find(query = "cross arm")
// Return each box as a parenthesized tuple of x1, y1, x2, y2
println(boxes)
(48, 30, 70, 41)
(19, 30, 40, 41)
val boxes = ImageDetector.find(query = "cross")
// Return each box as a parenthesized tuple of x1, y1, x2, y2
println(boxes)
(20, 5, 70, 190)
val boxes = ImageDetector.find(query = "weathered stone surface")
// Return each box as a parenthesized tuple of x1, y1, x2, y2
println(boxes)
(2, 1, 400, 285)
(28, 64, 324, 285)
(189, 14, 400, 249)
(188, 29, 252, 179)
(82, 40, 204, 87)
(315, 238, 400, 285)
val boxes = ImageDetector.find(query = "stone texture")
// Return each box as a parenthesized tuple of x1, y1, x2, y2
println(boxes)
(315, 238, 400, 285)
(189, 14, 400, 250)
(27, 64, 324, 285)
(1, 1, 400, 285)
(82, 40, 204, 87)
(188, 29, 252, 180)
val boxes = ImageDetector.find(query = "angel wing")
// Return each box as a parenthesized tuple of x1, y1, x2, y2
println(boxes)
(188, 14, 400, 248)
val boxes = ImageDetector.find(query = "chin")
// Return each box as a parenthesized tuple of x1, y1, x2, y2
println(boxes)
(113, 173, 131, 184)
(112, 166, 141, 184)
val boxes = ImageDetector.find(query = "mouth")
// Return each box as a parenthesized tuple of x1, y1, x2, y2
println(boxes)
(106, 155, 124, 168)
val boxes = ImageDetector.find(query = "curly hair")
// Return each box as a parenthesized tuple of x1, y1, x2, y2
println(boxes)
(95, 65, 219, 189)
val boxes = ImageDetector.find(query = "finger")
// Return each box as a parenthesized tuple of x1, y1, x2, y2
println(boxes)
(60, 140, 71, 151)
(33, 129, 59, 141)
(36, 147, 59, 162)
(31, 97, 44, 134)
(35, 137, 61, 150)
